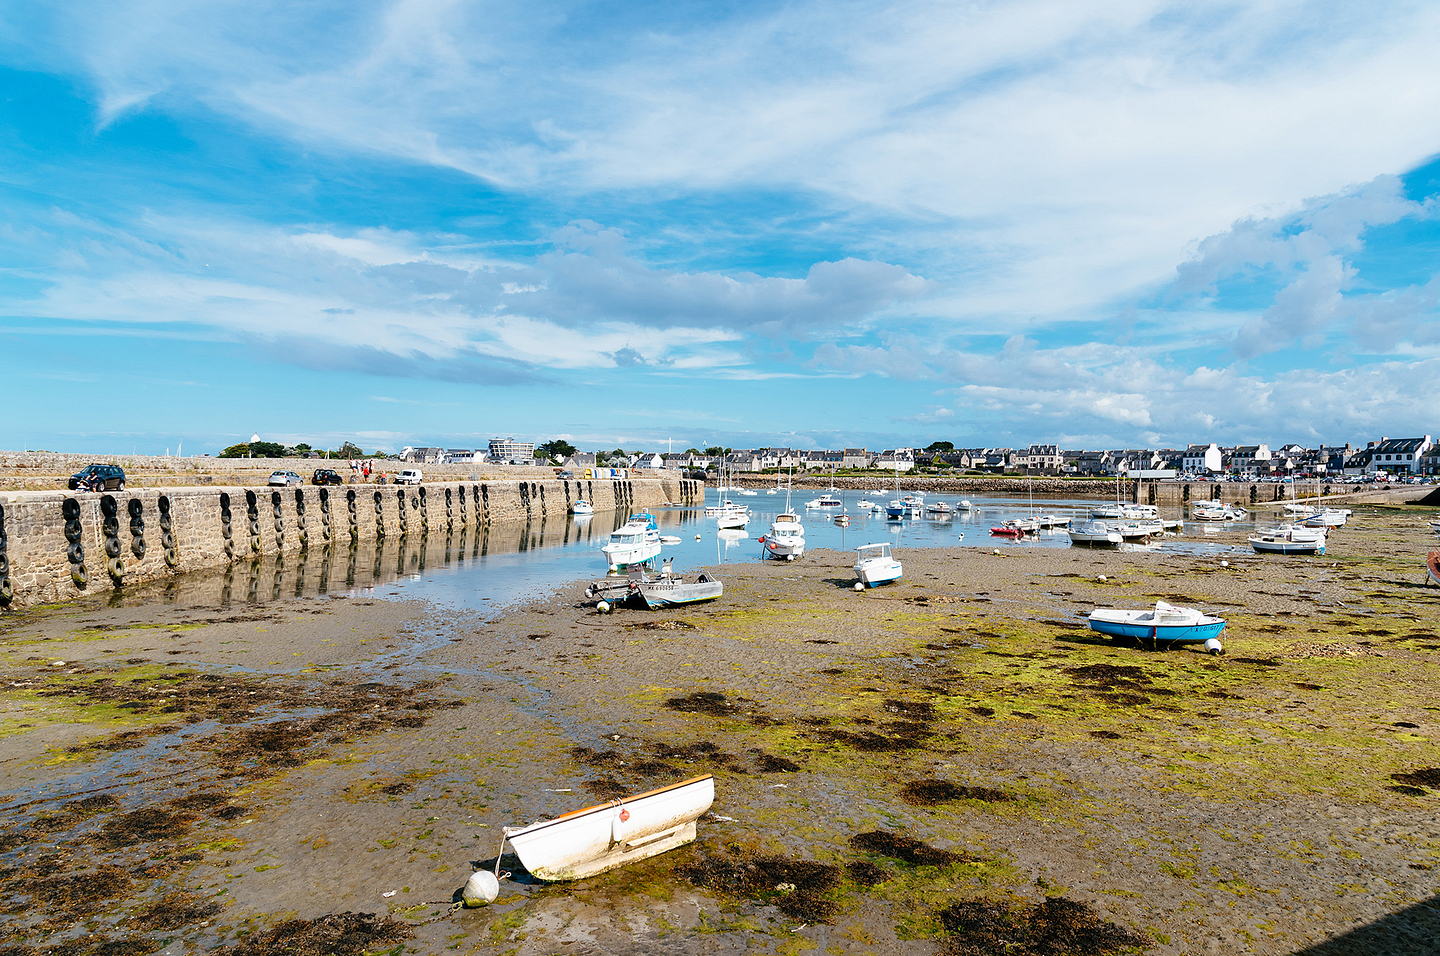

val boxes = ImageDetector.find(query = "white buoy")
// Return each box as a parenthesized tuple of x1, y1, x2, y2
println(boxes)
(597, 600, 610, 613)
(462, 870, 499, 907)
(695, 534, 701, 540)
(1204, 638, 1224, 656)
(854, 582, 865, 591)
(1098, 574, 1108, 582)
(1220, 560, 1229, 567)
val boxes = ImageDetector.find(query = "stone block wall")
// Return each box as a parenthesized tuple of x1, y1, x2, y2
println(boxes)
(0, 477, 701, 608)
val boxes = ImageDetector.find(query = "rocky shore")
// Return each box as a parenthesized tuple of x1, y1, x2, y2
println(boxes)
(1, 508, 1438, 955)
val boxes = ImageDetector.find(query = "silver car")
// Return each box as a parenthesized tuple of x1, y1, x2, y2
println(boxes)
(268, 470, 302, 486)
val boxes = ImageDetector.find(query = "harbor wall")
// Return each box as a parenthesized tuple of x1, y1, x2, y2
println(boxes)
(0, 477, 701, 608)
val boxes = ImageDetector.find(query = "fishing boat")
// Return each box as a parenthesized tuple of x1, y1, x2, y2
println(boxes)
(1249, 524, 1326, 555)
(570, 499, 595, 516)
(501, 774, 715, 881)
(1066, 520, 1122, 546)
(1429, 552, 1440, 587)
(600, 513, 662, 569)
(853, 542, 902, 587)
(805, 494, 843, 509)
(760, 512, 806, 560)
(1086, 600, 1226, 653)
(630, 560, 723, 608)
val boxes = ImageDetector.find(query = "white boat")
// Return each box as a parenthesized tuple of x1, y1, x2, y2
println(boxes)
(1035, 514, 1069, 529)
(855, 499, 875, 510)
(570, 499, 595, 516)
(1430, 519, 1440, 539)
(1067, 520, 1122, 546)
(1089, 504, 1123, 520)
(760, 512, 806, 560)
(738, 489, 758, 496)
(601, 513, 662, 569)
(805, 494, 843, 509)
(853, 542, 902, 587)
(714, 502, 750, 530)
(1249, 524, 1326, 555)
(502, 775, 714, 881)
(1191, 501, 1246, 521)
(1087, 601, 1226, 653)
(956, 499, 974, 511)
(926, 501, 953, 517)
(630, 560, 723, 608)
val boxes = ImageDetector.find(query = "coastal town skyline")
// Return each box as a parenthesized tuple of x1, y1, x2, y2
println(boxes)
(5, 2, 1440, 456)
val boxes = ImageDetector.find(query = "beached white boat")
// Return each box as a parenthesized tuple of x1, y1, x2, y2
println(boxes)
(601, 513, 662, 569)
(502, 775, 715, 881)
(853, 542, 902, 587)
(631, 560, 723, 608)
(570, 499, 595, 516)
(760, 512, 805, 560)
(1191, 501, 1245, 521)
(1087, 600, 1226, 653)
(1067, 520, 1122, 546)
(1249, 524, 1326, 555)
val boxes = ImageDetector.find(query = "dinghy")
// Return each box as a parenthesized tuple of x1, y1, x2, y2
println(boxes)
(1087, 600, 1226, 653)
(502, 774, 715, 881)
(1429, 552, 1440, 588)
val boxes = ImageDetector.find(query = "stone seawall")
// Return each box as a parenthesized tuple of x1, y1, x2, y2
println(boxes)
(0, 477, 701, 608)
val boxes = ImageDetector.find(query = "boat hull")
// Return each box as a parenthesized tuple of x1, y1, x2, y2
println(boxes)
(505, 775, 714, 881)
(1087, 617, 1226, 642)
(1249, 535, 1324, 555)
(602, 539, 662, 569)
(1428, 552, 1440, 588)
(637, 576, 723, 609)
(854, 559, 902, 586)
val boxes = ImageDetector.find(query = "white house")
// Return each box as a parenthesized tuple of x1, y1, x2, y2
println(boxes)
(1365, 436, 1434, 475)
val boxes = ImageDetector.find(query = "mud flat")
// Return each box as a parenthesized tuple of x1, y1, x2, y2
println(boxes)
(2, 509, 1439, 955)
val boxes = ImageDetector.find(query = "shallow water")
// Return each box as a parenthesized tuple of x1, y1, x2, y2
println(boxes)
(96, 488, 1249, 616)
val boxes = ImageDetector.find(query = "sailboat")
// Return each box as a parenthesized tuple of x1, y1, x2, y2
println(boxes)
(761, 468, 805, 560)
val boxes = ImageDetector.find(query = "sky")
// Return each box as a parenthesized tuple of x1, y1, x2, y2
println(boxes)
(2, 0, 1439, 457)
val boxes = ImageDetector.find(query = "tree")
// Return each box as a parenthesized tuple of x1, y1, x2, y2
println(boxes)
(925, 440, 955, 452)
(537, 439, 577, 461)
(219, 441, 285, 459)
(684, 447, 700, 455)
(704, 446, 725, 456)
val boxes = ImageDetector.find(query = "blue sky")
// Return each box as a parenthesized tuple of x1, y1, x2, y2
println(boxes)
(3, 0, 1439, 456)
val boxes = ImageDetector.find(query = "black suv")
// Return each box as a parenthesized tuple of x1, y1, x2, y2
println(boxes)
(311, 468, 344, 485)
(69, 464, 126, 491)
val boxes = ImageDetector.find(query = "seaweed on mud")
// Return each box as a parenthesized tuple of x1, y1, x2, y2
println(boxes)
(211, 912, 412, 956)
(817, 728, 925, 752)
(900, 779, 1013, 806)
(753, 753, 801, 773)
(664, 692, 741, 717)
(679, 845, 843, 923)
(571, 745, 624, 767)
(936, 895, 1150, 956)
(628, 759, 678, 776)
(625, 620, 696, 631)
(653, 741, 724, 761)
(583, 778, 628, 799)
(818, 668, 846, 675)
(849, 830, 967, 867)
(1231, 657, 1283, 667)
(1089, 730, 1124, 740)
(2, 864, 135, 919)
(884, 699, 936, 720)
(130, 891, 222, 931)
(379, 782, 414, 796)
(968, 706, 996, 717)
(1065, 663, 1151, 688)
(90, 807, 200, 850)
(1391, 768, 1440, 790)
(845, 860, 889, 886)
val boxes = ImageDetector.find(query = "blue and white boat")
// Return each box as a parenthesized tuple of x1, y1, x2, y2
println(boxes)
(853, 542, 902, 588)
(1086, 601, 1226, 653)
(600, 513, 661, 570)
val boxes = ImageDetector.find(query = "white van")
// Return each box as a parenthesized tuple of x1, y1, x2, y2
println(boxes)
(395, 469, 423, 485)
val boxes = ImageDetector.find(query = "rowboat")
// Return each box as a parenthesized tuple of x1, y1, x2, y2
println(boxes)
(1428, 552, 1440, 588)
(502, 775, 715, 881)
(1087, 600, 1226, 653)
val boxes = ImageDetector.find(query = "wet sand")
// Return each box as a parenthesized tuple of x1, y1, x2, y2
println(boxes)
(2, 510, 1439, 955)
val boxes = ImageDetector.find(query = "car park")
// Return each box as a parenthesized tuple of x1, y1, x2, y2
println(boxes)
(68, 463, 126, 491)
(311, 468, 343, 485)
(395, 469, 423, 485)
(268, 470, 303, 486)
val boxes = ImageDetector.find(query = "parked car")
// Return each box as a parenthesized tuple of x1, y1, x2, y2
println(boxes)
(556, 470, 575, 479)
(68, 463, 126, 491)
(395, 469, 423, 485)
(311, 468, 343, 486)
(268, 470, 303, 486)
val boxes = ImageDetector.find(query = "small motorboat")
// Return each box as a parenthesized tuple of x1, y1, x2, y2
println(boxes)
(1428, 551, 1440, 588)
(601, 513, 662, 570)
(1087, 600, 1226, 653)
(805, 494, 843, 509)
(925, 502, 952, 517)
(630, 560, 723, 609)
(1249, 524, 1326, 555)
(956, 499, 974, 510)
(855, 499, 875, 510)
(853, 542, 902, 588)
(991, 518, 1037, 537)
(1192, 501, 1246, 521)
(1035, 514, 1069, 529)
(1067, 520, 1122, 546)
(571, 499, 595, 516)
(500, 775, 715, 881)
(713, 501, 750, 530)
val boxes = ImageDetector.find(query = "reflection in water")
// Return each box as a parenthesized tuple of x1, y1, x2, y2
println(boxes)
(101, 508, 678, 612)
